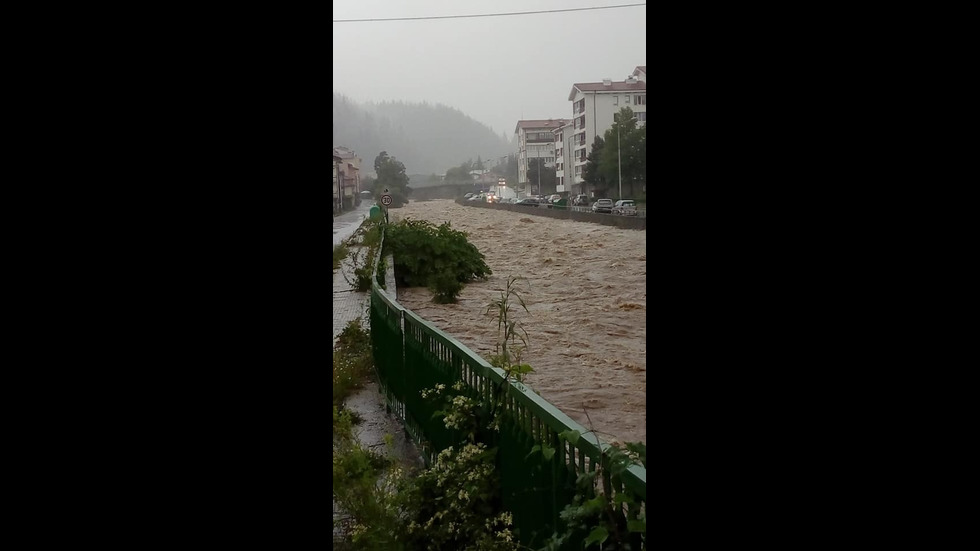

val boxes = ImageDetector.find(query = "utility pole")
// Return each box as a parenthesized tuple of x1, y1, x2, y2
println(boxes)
(536, 147, 541, 196)
(617, 117, 622, 201)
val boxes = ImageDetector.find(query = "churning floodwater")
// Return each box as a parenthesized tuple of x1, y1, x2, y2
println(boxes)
(389, 200, 646, 445)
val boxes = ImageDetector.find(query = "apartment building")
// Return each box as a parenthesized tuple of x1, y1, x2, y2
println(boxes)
(567, 67, 647, 189)
(333, 152, 343, 210)
(553, 120, 577, 195)
(333, 146, 362, 211)
(514, 119, 567, 196)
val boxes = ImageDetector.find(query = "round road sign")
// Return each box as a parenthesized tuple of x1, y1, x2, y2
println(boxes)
(380, 194, 392, 206)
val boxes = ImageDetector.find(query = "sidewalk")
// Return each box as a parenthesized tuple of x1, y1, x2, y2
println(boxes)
(332, 243, 423, 544)
(333, 258, 370, 343)
(333, 203, 373, 247)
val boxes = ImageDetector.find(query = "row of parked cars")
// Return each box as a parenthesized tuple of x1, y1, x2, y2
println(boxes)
(463, 193, 638, 215)
(591, 198, 638, 216)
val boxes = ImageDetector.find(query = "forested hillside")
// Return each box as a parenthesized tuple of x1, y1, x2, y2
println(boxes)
(333, 93, 513, 176)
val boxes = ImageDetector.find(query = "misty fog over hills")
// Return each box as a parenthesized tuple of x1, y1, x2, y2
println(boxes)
(333, 93, 514, 176)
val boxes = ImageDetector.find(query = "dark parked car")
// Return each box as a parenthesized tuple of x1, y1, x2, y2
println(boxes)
(515, 198, 540, 207)
(591, 198, 614, 213)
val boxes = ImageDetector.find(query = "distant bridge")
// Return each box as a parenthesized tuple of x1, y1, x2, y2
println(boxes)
(410, 181, 495, 201)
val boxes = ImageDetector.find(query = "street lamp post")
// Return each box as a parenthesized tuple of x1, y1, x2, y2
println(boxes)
(617, 119, 622, 201)
(616, 113, 635, 201)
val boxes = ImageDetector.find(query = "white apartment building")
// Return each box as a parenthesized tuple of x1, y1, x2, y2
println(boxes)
(568, 67, 647, 190)
(553, 120, 577, 195)
(514, 119, 567, 196)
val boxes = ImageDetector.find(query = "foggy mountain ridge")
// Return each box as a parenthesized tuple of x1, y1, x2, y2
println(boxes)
(333, 93, 514, 176)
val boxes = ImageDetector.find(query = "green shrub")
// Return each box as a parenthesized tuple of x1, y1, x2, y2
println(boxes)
(362, 222, 382, 249)
(384, 219, 491, 302)
(429, 272, 463, 303)
(398, 442, 519, 550)
(333, 319, 373, 405)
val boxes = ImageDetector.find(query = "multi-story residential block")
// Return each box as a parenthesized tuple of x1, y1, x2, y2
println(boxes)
(553, 120, 576, 195)
(333, 146, 362, 211)
(567, 67, 646, 192)
(514, 119, 568, 196)
(333, 152, 343, 211)
(632, 65, 646, 82)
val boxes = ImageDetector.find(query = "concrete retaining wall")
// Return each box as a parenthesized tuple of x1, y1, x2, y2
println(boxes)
(455, 199, 646, 230)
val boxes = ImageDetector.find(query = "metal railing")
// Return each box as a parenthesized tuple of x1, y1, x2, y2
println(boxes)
(368, 222, 645, 549)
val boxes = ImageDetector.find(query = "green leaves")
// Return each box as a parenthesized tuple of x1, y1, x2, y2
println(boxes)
(558, 429, 581, 446)
(584, 526, 608, 548)
(525, 444, 541, 461)
(525, 443, 556, 463)
(541, 443, 555, 462)
(386, 219, 492, 303)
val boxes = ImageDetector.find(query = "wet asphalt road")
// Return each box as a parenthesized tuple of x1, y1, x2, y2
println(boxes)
(333, 203, 374, 247)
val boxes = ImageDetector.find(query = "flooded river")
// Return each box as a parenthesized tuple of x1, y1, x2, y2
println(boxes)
(389, 199, 646, 445)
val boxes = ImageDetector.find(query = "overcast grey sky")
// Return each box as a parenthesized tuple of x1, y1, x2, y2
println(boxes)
(333, 0, 646, 137)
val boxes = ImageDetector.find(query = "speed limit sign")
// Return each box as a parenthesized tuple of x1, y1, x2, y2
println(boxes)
(380, 194, 392, 206)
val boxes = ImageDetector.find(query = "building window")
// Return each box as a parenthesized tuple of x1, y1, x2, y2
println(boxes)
(625, 95, 630, 104)
(635, 95, 646, 105)
(614, 96, 618, 105)
(637, 112, 646, 122)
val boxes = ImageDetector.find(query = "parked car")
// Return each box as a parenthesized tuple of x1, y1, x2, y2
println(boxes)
(591, 198, 614, 213)
(515, 198, 539, 207)
(611, 199, 637, 216)
(572, 194, 589, 206)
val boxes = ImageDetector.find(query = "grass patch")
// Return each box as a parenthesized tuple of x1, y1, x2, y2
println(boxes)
(333, 243, 349, 270)
(333, 319, 374, 406)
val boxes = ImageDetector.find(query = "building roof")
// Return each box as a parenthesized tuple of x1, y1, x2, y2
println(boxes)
(552, 120, 574, 133)
(333, 146, 358, 159)
(514, 119, 569, 134)
(568, 81, 646, 100)
(633, 66, 646, 75)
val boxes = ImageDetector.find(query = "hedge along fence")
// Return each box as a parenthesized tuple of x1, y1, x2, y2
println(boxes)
(368, 218, 646, 548)
(456, 198, 647, 230)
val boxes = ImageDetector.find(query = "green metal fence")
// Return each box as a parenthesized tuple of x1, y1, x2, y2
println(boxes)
(369, 223, 646, 548)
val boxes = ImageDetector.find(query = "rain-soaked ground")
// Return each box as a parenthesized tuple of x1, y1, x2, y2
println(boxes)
(389, 199, 646, 446)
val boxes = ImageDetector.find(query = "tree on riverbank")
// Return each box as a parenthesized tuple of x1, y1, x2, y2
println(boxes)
(596, 107, 645, 200)
(371, 151, 412, 208)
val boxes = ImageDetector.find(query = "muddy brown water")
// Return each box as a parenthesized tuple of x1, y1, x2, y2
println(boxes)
(389, 200, 646, 445)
